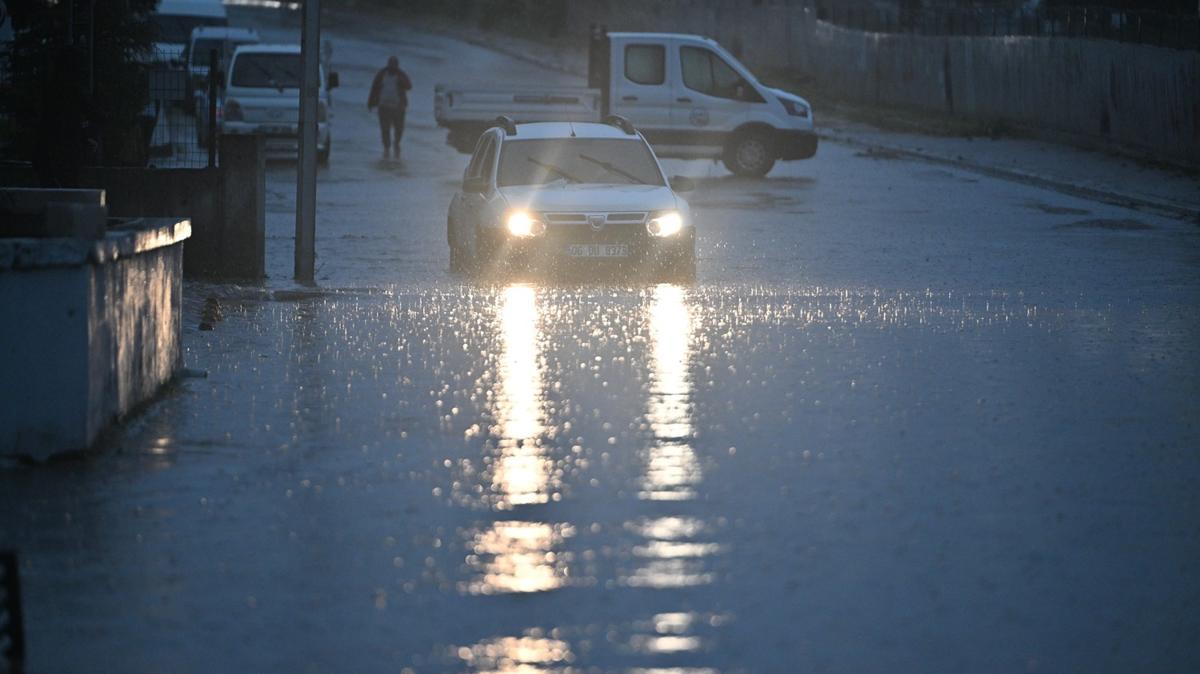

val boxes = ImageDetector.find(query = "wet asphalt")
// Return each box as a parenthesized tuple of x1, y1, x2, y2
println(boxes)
(2, 7, 1200, 673)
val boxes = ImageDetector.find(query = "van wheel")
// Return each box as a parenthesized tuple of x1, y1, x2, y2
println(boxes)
(723, 131, 776, 177)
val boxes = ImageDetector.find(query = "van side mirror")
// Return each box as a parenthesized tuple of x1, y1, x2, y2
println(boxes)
(463, 175, 489, 193)
(670, 175, 696, 192)
(328, 72, 340, 89)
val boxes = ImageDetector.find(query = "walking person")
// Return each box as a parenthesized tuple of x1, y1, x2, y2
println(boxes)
(367, 55, 412, 159)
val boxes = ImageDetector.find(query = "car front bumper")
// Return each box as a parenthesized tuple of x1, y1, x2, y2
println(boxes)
(480, 225, 694, 273)
(221, 121, 329, 156)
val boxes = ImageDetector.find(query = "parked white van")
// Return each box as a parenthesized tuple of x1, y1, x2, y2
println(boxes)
(220, 44, 339, 164)
(152, 0, 228, 66)
(189, 26, 260, 146)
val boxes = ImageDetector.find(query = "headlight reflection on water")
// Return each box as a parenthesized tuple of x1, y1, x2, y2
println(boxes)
(492, 284, 553, 506)
(456, 283, 726, 669)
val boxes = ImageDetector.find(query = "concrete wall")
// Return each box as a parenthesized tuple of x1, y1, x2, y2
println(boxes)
(563, 0, 1200, 164)
(0, 216, 190, 460)
(0, 134, 266, 278)
(84, 134, 266, 278)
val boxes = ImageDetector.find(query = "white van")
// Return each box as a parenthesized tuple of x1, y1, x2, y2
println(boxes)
(221, 44, 339, 164)
(189, 27, 260, 145)
(152, 0, 228, 66)
(436, 30, 817, 177)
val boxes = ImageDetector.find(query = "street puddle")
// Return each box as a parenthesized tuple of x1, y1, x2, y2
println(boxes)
(623, 517, 719, 589)
(455, 632, 575, 672)
(641, 284, 701, 501)
(460, 520, 575, 595)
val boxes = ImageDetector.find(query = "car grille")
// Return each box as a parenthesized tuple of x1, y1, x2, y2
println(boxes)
(540, 212, 648, 244)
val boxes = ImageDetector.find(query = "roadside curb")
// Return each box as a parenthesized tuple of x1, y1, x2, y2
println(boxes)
(818, 129, 1200, 224)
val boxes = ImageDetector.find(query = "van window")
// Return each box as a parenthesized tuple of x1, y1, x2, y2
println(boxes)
(231, 53, 303, 88)
(624, 45, 665, 86)
(680, 46, 761, 101)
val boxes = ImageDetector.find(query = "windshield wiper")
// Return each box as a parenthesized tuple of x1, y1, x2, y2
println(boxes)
(577, 153, 647, 185)
(526, 157, 581, 184)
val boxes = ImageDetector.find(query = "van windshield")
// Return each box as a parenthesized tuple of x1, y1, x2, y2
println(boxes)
(497, 138, 665, 187)
(231, 53, 303, 89)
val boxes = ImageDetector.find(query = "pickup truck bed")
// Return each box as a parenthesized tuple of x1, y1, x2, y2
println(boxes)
(435, 85, 602, 152)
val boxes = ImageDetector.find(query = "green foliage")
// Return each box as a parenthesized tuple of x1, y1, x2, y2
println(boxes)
(4, 0, 157, 168)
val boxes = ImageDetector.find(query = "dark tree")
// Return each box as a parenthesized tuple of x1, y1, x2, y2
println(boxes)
(4, 0, 157, 184)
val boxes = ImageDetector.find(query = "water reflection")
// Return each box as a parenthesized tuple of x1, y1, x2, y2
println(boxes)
(463, 285, 572, 597)
(491, 284, 556, 508)
(462, 521, 574, 595)
(456, 632, 574, 673)
(642, 284, 700, 501)
(631, 612, 703, 654)
(624, 517, 717, 589)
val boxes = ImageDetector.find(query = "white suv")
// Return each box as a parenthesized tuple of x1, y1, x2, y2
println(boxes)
(447, 117, 696, 278)
(220, 44, 338, 164)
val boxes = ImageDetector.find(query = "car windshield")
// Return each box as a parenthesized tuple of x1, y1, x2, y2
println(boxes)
(231, 53, 303, 89)
(497, 138, 665, 187)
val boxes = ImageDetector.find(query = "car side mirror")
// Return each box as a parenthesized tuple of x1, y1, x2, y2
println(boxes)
(328, 72, 340, 89)
(463, 176, 489, 193)
(670, 175, 696, 192)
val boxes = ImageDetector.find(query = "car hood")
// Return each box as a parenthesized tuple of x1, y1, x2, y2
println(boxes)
(766, 86, 812, 110)
(499, 183, 678, 213)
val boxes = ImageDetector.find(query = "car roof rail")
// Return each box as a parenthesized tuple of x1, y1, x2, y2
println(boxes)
(602, 114, 636, 135)
(492, 115, 518, 136)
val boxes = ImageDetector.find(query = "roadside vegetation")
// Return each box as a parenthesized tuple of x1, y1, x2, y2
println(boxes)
(3, 0, 157, 183)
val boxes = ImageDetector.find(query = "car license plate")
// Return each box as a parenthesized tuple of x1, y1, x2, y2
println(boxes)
(263, 124, 295, 135)
(566, 244, 629, 258)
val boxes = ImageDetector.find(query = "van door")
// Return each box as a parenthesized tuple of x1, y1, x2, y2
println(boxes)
(609, 39, 674, 134)
(671, 45, 763, 145)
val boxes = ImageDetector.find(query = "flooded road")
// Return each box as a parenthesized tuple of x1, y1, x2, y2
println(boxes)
(3, 7, 1200, 673)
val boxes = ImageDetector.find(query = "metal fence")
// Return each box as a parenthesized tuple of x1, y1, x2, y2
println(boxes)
(817, 4, 1200, 51)
(0, 551, 24, 673)
(145, 46, 218, 169)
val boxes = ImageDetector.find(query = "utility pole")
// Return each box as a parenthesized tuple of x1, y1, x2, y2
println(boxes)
(294, 0, 320, 283)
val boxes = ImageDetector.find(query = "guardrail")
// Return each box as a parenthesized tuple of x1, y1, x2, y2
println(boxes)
(817, 4, 1200, 51)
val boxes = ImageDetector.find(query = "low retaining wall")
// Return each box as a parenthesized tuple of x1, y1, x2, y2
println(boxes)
(562, 0, 1199, 164)
(84, 134, 265, 278)
(0, 216, 191, 460)
(0, 133, 265, 278)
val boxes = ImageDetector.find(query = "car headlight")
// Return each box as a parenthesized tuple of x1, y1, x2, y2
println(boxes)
(505, 210, 546, 238)
(646, 210, 683, 237)
(778, 97, 809, 118)
(223, 98, 243, 122)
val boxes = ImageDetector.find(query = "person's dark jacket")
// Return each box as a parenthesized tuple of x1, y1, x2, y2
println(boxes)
(367, 66, 413, 110)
